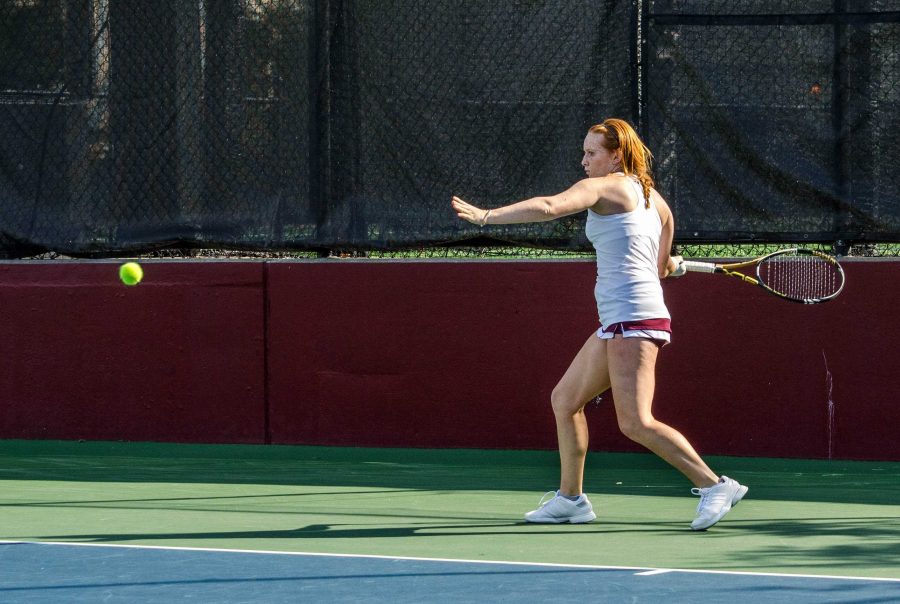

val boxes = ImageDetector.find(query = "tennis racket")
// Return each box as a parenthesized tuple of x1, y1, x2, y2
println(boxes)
(680, 248, 845, 304)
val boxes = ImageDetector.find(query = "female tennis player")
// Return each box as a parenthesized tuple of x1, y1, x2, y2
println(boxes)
(452, 118, 747, 530)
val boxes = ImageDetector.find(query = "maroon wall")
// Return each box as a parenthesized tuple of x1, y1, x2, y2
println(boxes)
(266, 261, 594, 451)
(661, 260, 896, 461)
(0, 262, 266, 443)
(0, 259, 896, 460)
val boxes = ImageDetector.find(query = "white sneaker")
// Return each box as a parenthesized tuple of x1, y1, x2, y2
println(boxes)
(524, 491, 596, 524)
(691, 476, 748, 531)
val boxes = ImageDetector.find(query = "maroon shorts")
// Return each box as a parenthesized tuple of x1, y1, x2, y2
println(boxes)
(597, 318, 671, 347)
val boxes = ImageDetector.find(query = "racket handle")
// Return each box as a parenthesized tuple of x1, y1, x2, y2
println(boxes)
(682, 260, 717, 273)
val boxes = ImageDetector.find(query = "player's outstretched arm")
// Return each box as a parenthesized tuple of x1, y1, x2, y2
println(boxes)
(452, 179, 602, 227)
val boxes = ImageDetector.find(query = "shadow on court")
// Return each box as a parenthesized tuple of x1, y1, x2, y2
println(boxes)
(26, 515, 900, 575)
(712, 517, 900, 571)
(1, 440, 899, 579)
(34, 520, 697, 543)
(0, 439, 898, 504)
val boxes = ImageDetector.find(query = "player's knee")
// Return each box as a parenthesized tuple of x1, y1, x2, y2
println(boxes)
(550, 385, 580, 417)
(617, 415, 653, 443)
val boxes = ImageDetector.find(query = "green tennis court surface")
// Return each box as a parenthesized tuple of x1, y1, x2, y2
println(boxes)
(0, 440, 897, 582)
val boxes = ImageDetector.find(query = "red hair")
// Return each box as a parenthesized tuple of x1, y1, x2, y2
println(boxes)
(589, 119, 654, 208)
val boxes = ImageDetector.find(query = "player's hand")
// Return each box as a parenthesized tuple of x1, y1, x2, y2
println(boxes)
(452, 196, 491, 226)
(668, 255, 686, 278)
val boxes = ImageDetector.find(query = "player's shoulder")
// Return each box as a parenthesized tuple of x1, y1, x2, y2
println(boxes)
(582, 173, 633, 198)
(580, 175, 636, 215)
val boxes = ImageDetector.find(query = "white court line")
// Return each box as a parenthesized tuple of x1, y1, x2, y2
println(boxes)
(1, 540, 898, 584)
(635, 569, 673, 576)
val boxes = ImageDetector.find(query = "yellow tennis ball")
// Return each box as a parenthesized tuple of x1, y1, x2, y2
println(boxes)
(119, 262, 143, 286)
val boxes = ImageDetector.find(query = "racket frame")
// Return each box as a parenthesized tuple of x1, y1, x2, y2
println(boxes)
(681, 248, 845, 304)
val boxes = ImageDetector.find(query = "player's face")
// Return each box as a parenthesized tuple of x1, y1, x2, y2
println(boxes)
(582, 132, 620, 178)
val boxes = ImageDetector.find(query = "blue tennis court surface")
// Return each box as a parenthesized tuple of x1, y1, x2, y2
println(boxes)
(2, 542, 897, 603)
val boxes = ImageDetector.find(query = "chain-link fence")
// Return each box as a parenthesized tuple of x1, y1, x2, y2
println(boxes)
(645, 0, 900, 255)
(1, 1, 898, 258)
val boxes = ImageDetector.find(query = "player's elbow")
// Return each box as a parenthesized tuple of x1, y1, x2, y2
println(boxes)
(538, 198, 562, 220)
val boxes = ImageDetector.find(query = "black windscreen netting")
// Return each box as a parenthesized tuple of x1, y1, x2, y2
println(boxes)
(321, 1, 633, 250)
(645, 0, 900, 245)
(0, 0, 897, 257)
(0, 0, 319, 253)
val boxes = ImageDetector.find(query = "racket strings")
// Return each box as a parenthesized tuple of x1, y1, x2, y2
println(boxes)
(759, 252, 842, 301)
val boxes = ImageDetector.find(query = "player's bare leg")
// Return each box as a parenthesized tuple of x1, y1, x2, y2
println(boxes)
(608, 336, 748, 529)
(607, 336, 718, 488)
(523, 333, 608, 523)
(550, 334, 611, 496)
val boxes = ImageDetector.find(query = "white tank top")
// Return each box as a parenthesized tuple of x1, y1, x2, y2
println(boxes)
(585, 177, 670, 327)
